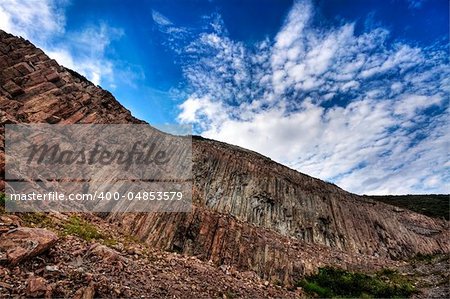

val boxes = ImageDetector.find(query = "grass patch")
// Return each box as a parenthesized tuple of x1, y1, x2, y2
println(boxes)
(63, 215, 103, 241)
(412, 253, 436, 263)
(296, 267, 416, 298)
(1, 193, 55, 230)
(21, 212, 55, 228)
(0, 192, 20, 213)
(0, 194, 119, 246)
(62, 215, 118, 246)
(0, 192, 13, 213)
(301, 281, 332, 298)
(0, 192, 5, 208)
(102, 237, 118, 247)
(411, 253, 449, 266)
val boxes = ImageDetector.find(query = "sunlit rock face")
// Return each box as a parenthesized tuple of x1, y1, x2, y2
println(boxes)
(190, 137, 449, 256)
(1, 29, 448, 285)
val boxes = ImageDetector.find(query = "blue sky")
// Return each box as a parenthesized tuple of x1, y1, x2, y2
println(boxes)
(1, 0, 448, 195)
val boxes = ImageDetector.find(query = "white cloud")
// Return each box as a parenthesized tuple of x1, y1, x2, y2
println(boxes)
(0, 0, 123, 87)
(168, 0, 449, 194)
(394, 94, 443, 118)
(178, 95, 226, 124)
(0, 0, 65, 43)
(152, 10, 188, 52)
(45, 23, 123, 86)
(152, 10, 172, 26)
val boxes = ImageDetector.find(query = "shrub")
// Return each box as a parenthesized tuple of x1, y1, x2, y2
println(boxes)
(0, 192, 5, 207)
(21, 212, 54, 228)
(0, 192, 19, 213)
(296, 267, 416, 298)
(63, 215, 103, 241)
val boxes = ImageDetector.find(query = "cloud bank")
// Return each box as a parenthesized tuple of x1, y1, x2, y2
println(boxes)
(156, 1, 449, 194)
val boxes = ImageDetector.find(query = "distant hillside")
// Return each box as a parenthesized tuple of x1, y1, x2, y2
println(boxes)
(367, 195, 449, 220)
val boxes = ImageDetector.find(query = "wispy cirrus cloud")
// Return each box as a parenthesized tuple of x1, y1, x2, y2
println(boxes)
(45, 23, 124, 87)
(155, 0, 449, 195)
(407, 0, 428, 9)
(0, 0, 124, 87)
(152, 10, 173, 26)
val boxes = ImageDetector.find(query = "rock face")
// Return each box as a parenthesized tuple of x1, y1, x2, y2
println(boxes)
(0, 31, 141, 126)
(0, 30, 142, 190)
(110, 206, 401, 286)
(190, 138, 449, 258)
(0, 29, 449, 285)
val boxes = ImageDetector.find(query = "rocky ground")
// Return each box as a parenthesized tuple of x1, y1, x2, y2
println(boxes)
(1, 210, 448, 298)
(0, 212, 301, 298)
(406, 255, 449, 299)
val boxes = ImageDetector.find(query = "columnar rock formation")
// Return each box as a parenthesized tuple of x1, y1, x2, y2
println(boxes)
(1, 29, 449, 285)
(110, 137, 448, 283)
(0, 30, 141, 126)
(192, 138, 448, 257)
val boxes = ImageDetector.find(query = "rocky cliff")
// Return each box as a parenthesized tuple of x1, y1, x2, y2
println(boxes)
(1, 29, 449, 286)
(111, 138, 449, 283)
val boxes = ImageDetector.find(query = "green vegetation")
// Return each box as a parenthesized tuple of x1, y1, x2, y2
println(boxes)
(0, 194, 117, 245)
(63, 215, 103, 241)
(411, 253, 449, 265)
(0, 192, 5, 208)
(102, 236, 118, 247)
(220, 291, 237, 299)
(412, 253, 437, 263)
(273, 278, 283, 286)
(0, 192, 19, 214)
(21, 212, 55, 228)
(367, 194, 449, 220)
(62, 215, 118, 246)
(296, 267, 416, 298)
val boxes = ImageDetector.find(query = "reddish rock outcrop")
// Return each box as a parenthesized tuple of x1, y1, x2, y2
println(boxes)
(0, 29, 448, 286)
(189, 137, 449, 259)
(0, 227, 58, 265)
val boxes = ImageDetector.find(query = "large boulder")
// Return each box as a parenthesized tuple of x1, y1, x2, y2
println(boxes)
(0, 227, 58, 265)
